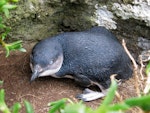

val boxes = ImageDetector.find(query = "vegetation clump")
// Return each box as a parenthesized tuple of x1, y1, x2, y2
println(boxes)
(0, 0, 25, 57)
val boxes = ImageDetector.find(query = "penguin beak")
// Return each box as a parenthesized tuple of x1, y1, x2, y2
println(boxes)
(30, 63, 41, 82)
(30, 70, 39, 82)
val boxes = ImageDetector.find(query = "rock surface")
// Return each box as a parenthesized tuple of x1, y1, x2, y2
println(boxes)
(4, 0, 150, 40)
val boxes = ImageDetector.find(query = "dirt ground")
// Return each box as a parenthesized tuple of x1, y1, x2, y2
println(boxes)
(0, 42, 143, 113)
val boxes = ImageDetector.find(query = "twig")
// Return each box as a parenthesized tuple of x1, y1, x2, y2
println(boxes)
(144, 72, 150, 94)
(139, 55, 145, 80)
(18, 94, 42, 101)
(115, 91, 122, 102)
(110, 74, 123, 102)
(122, 39, 141, 97)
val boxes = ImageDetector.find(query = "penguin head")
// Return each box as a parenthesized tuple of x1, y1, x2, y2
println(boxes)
(30, 39, 63, 81)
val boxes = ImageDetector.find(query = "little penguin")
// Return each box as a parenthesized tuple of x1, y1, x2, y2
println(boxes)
(30, 26, 133, 101)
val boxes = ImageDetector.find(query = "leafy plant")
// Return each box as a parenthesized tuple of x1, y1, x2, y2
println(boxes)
(0, 0, 26, 57)
(1, 79, 150, 113)
(0, 89, 34, 113)
(0, 81, 33, 113)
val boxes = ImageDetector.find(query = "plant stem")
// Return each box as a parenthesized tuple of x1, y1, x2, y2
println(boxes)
(0, 37, 6, 48)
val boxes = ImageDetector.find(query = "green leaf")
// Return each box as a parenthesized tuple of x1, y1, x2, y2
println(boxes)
(11, 0, 19, 2)
(2, 8, 9, 18)
(3, 40, 25, 57)
(0, 0, 6, 7)
(11, 103, 21, 113)
(48, 98, 67, 113)
(1, 32, 8, 40)
(7, 43, 22, 50)
(1, 27, 10, 40)
(108, 103, 130, 111)
(0, 23, 6, 29)
(0, 89, 5, 103)
(2, 4, 17, 10)
(102, 80, 118, 105)
(125, 95, 150, 111)
(94, 79, 118, 113)
(0, 89, 11, 113)
(5, 46, 10, 57)
(18, 48, 26, 52)
(24, 100, 34, 113)
(5, 40, 23, 50)
(146, 61, 150, 76)
(64, 102, 87, 113)
(8, 40, 22, 45)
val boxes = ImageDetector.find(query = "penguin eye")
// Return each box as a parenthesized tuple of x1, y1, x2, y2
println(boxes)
(49, 57, 57, 65)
